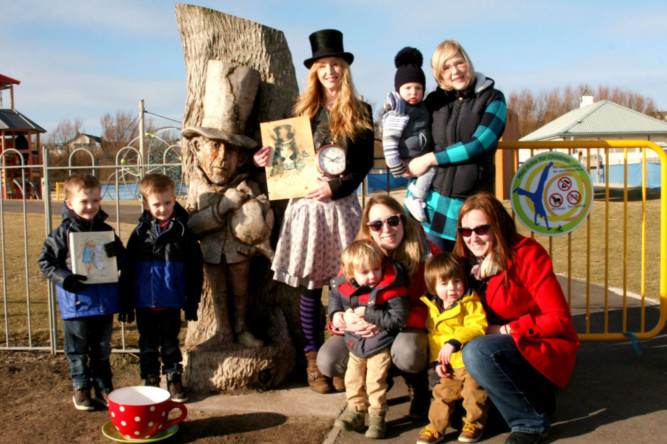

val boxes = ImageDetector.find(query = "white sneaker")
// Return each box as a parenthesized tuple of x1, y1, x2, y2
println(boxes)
(405, 195, 426, 222)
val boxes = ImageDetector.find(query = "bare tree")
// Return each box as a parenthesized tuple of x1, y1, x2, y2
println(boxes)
(507, 85, 658, 138)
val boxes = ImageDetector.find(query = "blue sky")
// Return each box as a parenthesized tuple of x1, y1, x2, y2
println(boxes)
(2, 0, 666, 136)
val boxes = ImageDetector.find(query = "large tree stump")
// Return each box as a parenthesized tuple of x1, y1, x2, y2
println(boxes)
(176, 4, 306, 392)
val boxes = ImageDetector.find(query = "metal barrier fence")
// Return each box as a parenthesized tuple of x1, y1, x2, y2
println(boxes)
(498, 140, 666, 342)
(0, 139, 665, 354)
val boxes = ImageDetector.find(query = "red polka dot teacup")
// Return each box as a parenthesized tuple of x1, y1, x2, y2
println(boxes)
(108, 386, 187, 440)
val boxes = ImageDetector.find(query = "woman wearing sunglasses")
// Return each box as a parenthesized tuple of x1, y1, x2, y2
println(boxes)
(405, 40, 507, 253)
(254, 29, 374, 393)
(454, 192, 579, 444)
(318, 194, 440, 418)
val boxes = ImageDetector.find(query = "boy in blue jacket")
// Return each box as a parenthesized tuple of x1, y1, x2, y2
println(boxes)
(38, 174, 125, 411)
(120, 173, 203, 402)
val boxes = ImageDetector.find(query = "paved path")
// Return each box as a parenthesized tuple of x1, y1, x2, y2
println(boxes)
(186, 322, 666, 444)
(184, 280, 666, 443)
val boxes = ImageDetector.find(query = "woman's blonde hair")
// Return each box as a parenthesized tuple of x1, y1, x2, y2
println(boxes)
(341, 239, 383, 282)
(431, 40, 476, 91)
(357, 194, 424, 279)
(293, 57, 372, 143)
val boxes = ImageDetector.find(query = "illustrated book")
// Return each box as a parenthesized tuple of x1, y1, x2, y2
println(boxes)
(69, 231, 118, 284)
(260, 116, 319, 200)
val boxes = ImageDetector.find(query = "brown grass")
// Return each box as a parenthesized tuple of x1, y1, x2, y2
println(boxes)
(0, 188, 662, 348)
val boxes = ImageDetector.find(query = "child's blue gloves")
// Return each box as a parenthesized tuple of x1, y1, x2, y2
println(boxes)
(63, 273, 88, 293)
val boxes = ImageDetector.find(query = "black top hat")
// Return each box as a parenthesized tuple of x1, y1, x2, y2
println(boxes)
(303, 29, 354, 68)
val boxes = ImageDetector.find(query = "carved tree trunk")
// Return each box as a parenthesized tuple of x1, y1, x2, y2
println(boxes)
(176, 4, 305, 391)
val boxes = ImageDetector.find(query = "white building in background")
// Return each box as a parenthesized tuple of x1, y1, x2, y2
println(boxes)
(519, 96, 667, 167)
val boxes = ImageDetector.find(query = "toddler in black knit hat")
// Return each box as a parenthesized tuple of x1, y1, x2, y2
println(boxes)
(381, 47, 435, 222)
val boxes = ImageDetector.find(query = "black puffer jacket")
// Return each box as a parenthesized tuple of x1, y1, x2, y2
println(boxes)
(425, 74, 505, 198)
(38, 203, 124, 319)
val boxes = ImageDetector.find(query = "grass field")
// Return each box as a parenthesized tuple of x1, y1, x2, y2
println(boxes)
(0, 188, 662, 349)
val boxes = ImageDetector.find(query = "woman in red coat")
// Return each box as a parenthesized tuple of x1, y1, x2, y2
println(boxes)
(456, 192, 579, 444)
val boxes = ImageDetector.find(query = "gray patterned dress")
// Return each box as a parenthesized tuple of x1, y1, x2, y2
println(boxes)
(271, 105, 374, 289)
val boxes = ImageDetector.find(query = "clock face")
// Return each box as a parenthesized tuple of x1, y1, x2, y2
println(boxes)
(317, 144, 346, 176)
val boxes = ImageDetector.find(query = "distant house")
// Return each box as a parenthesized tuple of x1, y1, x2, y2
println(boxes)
(519, 96, 667, 187)
(520, 97, 667, 165)
(64, 133, 104, 152)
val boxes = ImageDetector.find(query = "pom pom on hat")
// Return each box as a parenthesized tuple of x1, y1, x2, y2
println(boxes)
(395, 47, 423, 69)
(394, 47, 426, 91)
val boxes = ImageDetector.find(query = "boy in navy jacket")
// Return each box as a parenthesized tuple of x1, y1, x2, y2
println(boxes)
(329, 240, 408, 439)
(38, 174, 124, 411)
(120, 173, 203, 402)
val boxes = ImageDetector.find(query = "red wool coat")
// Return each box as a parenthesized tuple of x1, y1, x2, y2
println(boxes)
(483, 235, 579, 388)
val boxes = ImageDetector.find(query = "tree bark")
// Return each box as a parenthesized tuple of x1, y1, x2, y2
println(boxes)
(176, 4, 305, 391)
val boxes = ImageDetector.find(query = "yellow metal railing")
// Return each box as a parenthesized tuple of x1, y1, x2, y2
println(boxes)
(497, 140, 667, 341)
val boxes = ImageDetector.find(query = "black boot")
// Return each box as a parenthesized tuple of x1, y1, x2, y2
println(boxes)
(403, 369, 430, 419)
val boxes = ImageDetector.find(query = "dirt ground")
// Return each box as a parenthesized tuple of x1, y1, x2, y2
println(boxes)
(0, 351, 331, 444)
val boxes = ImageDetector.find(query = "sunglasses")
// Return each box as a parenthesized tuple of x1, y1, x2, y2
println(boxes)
(367, 214, 402, 232)
(458, 224, 491, 238)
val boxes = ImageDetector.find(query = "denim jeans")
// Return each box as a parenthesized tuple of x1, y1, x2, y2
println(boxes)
(136, 308, 183, 378)
(462, 334, 556, 435)
(425, 233, 455, 254)
(63, 315, 114, 392)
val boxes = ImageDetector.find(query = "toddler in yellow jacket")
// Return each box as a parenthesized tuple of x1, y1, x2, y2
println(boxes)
(417, 253, 488, 444)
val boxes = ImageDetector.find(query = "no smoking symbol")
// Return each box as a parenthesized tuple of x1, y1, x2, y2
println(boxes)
(549, 193, 563, 207)
(558, 177, 572, 191)
(567, 190, 581, 205)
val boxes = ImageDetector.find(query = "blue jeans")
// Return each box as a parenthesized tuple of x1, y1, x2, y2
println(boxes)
(425, 232, 455, 253)
(63, 315, 114, 392)
(136, 308, 183, 378)
(462, 334, 556, 435)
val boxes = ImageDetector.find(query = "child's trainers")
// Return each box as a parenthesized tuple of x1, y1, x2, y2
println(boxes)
(167, 372, 188, 402)
(417, 426, 444, 444)
(458, 422, 483, 442)
(72, 387, 95, 411)
(365, 411, 387, 439)
(405, 195, 426, 222)
(334, 409, 366, 433)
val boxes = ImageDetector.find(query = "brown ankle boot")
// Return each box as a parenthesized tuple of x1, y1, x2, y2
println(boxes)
(305, 352, 332, 393)
(332, 376, 346, 392)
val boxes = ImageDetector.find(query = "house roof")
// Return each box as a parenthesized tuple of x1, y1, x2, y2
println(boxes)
(520, 100, 667, 141)
(0, 109, 46, 133)
(0, 74, 20, 87)
(67, 133, 102, 144)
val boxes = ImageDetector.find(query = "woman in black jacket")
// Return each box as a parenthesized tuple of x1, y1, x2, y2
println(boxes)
(407, 40, 507, 253)
(253, 29, 374, 393)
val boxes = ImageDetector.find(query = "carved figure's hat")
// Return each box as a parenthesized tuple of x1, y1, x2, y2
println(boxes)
(303, 29, 354, 69)
(182, 60, 259, 148)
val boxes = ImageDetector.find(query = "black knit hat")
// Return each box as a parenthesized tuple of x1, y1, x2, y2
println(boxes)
(304, 29, 354, 68)
(394, 47, 426, 91)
